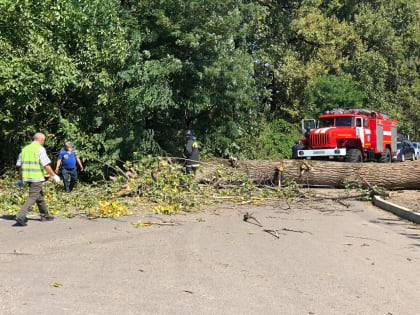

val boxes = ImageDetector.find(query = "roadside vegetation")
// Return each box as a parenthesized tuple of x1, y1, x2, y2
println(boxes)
(1, 155, 389, 220)
(0, 157, 300, 218)
(0, 0, 418, 181)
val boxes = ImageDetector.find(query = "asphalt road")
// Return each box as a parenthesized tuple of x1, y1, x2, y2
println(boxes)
(1, 199, 419, 315)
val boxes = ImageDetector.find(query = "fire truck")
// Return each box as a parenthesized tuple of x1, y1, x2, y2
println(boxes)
(296, 109, 398, 162)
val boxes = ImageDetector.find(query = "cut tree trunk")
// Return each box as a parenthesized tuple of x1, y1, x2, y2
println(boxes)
(201, 159, 420, 190)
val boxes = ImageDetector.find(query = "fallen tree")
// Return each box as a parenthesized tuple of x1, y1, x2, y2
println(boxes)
(200, 159, 420, 190)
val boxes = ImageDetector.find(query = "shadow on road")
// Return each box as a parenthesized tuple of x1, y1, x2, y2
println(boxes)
(0, 214, 16, 221)
(368, 216, 420, 246)
(401, 233, 420, 247)
(0, 214, 42, 223)
(369, 217, 404, 226)
(400, 232, 420, 240)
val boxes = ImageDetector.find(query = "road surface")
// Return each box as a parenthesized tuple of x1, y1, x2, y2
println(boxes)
(0, 199, 419, 315)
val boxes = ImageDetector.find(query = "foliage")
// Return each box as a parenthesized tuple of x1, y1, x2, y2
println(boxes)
(306, 74, 365, 116)
(343, 180, 373, 201)
(0, 0, 419, 177)
(0, 156, 296, 218)
(256, 0, 419, 137)
(134, 220, 150, 228)
(121, 156, 204, 214)
(0, 170, 110, 216)
(89, 201, 131, 218)
(237, 118, 301, 160)
(0, 176, 29, 215)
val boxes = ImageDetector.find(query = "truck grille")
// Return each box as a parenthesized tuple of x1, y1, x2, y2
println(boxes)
(310, 133, 330, 146)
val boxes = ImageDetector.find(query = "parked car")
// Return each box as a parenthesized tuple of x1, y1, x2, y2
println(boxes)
(394, 140, 416, 162)
(412, 142, 420, 160)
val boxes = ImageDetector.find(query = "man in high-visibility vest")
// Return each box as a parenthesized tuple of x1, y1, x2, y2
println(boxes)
(15, 133, 61, 226)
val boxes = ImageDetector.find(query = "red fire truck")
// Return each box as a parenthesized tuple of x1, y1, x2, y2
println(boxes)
(297, 109, 398, 162)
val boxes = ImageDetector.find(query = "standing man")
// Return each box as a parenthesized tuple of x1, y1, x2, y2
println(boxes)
(183, 130, 200, 174)
(15, 133, 61, 226)
(55, 142, 83, 193)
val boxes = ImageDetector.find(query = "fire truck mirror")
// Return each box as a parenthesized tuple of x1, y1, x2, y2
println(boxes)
(356, 118, 362, 127)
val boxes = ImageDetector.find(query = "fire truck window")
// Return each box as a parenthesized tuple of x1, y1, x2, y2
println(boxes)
(335, 117, 354, 127)
(356, 118, 362, 127)
(363, 119, 369, 128)
(319, 118, 334, 127)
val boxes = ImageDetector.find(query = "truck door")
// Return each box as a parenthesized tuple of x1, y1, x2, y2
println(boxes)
(363, 118, 371, 148)
(301, 119, 317, 138)
(355, 117, 364, 146)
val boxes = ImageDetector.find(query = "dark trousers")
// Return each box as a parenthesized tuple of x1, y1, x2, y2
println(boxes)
(16, 182, 48, 221)
(185, 166, 198, 175)
(62, 168, 78, 192)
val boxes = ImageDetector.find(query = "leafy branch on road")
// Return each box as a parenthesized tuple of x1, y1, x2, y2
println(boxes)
(0, 156, 376, 219)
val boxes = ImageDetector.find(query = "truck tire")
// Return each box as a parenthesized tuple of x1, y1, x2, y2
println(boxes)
(379, 148, 391, 163)
(346, 148, 363, 163)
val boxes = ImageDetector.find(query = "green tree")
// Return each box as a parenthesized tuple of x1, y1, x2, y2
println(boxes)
(1, 0, 418, 178)
(306, 74, 365, 116)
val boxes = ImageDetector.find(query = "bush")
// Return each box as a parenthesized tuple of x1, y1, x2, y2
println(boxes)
(238, 118, 301, 160)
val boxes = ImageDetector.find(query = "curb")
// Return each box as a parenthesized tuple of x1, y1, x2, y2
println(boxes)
(372, 195, 420, 224)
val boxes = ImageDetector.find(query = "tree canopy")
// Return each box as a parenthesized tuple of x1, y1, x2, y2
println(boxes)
(1, 0, 418, 178)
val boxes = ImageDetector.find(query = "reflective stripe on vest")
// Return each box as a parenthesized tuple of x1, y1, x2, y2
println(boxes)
(21, 142, 47, 180)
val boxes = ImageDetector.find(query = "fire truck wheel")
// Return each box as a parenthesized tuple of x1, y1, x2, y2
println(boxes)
(346, 148, 363, 163)
(379, 148, 391, 163)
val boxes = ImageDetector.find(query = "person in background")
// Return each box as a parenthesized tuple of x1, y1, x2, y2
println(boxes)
(15, 132, 61, 226)
(55, 142, 84, 193)
(292, 141, 303, 159)
(183, 130, 200, 174)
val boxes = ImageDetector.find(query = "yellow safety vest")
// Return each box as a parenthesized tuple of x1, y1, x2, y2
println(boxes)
(21, 142, 47, 181)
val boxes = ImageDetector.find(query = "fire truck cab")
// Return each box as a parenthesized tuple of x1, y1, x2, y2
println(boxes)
(297, 109, 398, 162)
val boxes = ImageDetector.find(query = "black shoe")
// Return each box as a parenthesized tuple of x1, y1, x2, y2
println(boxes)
(14, 218, 27, 226)
(40, 215, 54, 222)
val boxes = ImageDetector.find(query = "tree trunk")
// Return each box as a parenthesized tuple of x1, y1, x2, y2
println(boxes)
(201, 159, 420, 189)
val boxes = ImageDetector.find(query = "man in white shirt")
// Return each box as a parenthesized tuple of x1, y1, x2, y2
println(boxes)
(15, 133, 61, 226)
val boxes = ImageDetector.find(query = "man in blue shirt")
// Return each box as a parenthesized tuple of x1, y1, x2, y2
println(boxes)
(55, 142, 84, 193)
